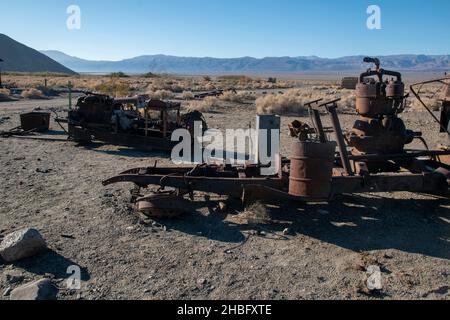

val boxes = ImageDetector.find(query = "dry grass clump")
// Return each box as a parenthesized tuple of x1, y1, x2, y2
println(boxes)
(236, 202, 271, 225)
(187, 96, 220, 112)
(219, 90, 256, 103)
(407, 97, 441, 112)
(21, 88, 45, 99)
(256, 89, 313, 115)
(95, 79, 131, 98)
(0, 88, 11, 100)
(147, 89, 175, 100)
(182, 91, 194, 100)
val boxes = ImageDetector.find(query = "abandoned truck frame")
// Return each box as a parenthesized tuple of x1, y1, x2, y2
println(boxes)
(67, 93, 207, 152)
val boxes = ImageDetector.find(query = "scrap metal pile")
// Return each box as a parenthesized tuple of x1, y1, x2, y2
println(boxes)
(104, 58, 450, 218)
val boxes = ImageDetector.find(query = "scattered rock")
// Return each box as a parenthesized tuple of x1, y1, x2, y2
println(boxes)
(3, 270, 25, 284)
(282, 228, 292, 236)
(36, 168, 51, 174)
(0, 228, 47, 262)
(366, 265, 383, 291)
(196, 278, 207, 289)
(317, 209, 330, 215)
(217, 202, 227, 212)
(10, 279, 58, 300)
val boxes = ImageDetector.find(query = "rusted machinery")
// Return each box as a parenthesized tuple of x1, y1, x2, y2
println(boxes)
(104, 58, 450, 218)
(67, 93, 207, 151)
(0, 111, 50, 137)
(341, 77, 358, 90)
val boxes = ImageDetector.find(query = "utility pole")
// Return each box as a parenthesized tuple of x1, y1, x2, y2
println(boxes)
(0, 58, 3, 88)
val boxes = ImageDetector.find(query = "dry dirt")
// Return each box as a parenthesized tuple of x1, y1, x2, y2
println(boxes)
(0, 95, 449, 300)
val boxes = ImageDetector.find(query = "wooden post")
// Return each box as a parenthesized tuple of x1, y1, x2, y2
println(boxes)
(68, 81, 73, 110)
(163, 110, 167, 138)
(145, 106, 149, 137)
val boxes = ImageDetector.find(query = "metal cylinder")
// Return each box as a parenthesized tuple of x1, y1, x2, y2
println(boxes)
(289, 141, 336, 199)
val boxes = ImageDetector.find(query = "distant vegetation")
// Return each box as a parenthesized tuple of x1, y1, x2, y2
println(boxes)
(142, 72, 162, 78)
(3, 71, 71, 77)
(95, 78, 131, 97)
(108, 72, 129, 78)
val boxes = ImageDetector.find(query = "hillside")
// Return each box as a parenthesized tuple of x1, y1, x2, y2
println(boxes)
(0, 34, 76, 75)
(41, 50, 450, 75)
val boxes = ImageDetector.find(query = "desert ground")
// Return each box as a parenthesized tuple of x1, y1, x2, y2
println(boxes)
(0, 74, 449, 300)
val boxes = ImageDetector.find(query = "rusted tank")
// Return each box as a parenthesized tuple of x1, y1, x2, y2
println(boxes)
(20, 112, 51, 132)
(289, 141, 336, 199)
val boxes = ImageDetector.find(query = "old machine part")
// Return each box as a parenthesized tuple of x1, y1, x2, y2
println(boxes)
(104, 59, 450, 215)
(135, 192, 193, 219)
(1, 111, 51, 137)
(20, 112, 51, 132)
(341, 77, 359, 90)
(347, 57, 415, 160)
(67, 93, 207, 151)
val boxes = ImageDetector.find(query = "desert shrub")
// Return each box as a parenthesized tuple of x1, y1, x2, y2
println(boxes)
(21, 88, 45, 99)
(220, 90, 256, 103)
(0, 88, 11, 100)
(147, 89, 175, 100)
(187, 96, 220, 112)
(109, 72, 129, 78)
(256, 89, 310, 115)
(182, 91, 194, 100)
(407, 97, 440, 112)
(95, 79, 131, 97)
(143, 72, 161, 78)
(338, 91, 356, 110)
(170, 84, 184, 93)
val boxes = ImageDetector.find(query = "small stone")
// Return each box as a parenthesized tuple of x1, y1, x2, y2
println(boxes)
(217, 202, 227, 212)
(318, 209, 330, 215)
(197, 278, 207, 288)
(0, 228, 47, 262)
(282, 228, 292, 236)
(10, 279, 58, 300)
(4, 270, 25, 284)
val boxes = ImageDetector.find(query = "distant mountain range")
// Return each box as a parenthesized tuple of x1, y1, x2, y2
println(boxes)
(0, 34, 76, 75)
(0, 33, 448, 75)
(42, 50, 450, 75)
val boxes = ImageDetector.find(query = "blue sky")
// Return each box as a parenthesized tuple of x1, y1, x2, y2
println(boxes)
(1, 0, 449, 60)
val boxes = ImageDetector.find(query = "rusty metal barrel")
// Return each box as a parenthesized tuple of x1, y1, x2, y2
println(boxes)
(289, 141, 336, 199)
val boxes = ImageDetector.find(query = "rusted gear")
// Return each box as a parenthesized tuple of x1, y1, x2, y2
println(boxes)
(135, 193, 192, 219)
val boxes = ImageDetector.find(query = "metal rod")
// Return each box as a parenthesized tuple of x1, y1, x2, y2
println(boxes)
(410, 78, 450, 135)
(312, 109, 326, 143)
(347, 150, 450, 162)
(327, 103, 354, 176)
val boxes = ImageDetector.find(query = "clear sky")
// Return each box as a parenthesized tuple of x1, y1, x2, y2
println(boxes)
(1, 0, 449, 61)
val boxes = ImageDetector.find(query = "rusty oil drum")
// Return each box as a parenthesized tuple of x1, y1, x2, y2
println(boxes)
(289, 141, 336, 199)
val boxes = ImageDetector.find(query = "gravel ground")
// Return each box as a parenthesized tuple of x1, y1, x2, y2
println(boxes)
(0, 97, 449, 300)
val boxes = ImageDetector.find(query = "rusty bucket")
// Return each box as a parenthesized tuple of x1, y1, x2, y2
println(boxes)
(289, 141, 336, 199)
(20, 112, 51, 132)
